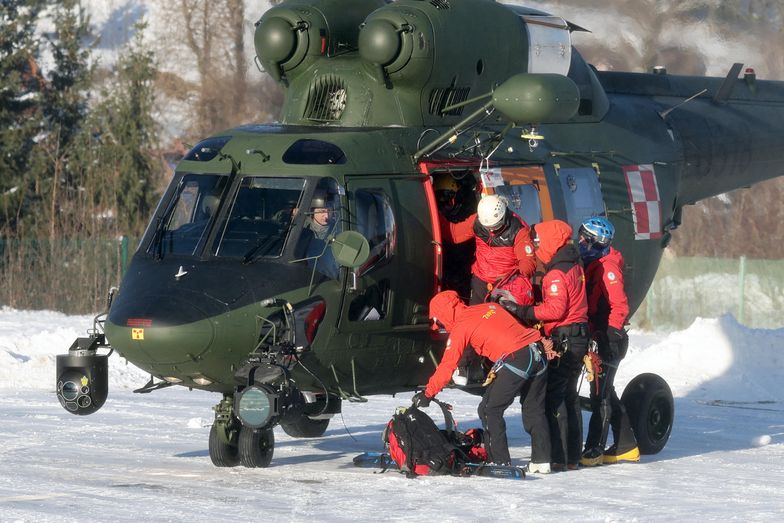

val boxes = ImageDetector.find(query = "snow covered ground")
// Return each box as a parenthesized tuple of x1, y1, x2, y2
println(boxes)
(1, 308, 783, 521)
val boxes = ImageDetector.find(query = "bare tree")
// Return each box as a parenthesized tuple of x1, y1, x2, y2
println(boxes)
(179, 0, 221, 136)
(226, 0, 247, 121)
(170, 0, 264, 137)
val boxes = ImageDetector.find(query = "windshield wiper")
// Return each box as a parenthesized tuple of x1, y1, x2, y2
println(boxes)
(151, 215, 166, 260)
(149, 180, 184, 260)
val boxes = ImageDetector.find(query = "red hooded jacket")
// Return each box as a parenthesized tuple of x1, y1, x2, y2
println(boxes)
(585, 247, 629, 331)
(440, 211, 536, 282)
(425, 290, 541, 398)
(532, 220, 588, 335)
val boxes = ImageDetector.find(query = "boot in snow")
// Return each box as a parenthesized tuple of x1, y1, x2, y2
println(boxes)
(602, 444, 640, 464)
(580, 446, 604, 467)
(525, 462, 551, 474)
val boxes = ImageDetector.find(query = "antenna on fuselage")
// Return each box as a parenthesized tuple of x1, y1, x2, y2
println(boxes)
(658, 88, 709, 120)
(713, 63, 744, 105)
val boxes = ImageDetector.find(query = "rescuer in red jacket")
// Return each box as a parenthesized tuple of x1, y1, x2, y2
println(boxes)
(411, 290, 553, 471)
(440, 194, 536, 304)
(576, 217, 639, 466)
(504, 219, 589, 471)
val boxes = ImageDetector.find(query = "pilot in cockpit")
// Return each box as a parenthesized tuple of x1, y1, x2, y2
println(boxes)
(304, 190, 336, 240)
(296, 187, 341, 279)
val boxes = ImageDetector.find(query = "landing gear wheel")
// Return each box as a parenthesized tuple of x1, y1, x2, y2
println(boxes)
(209, 422, 239, 467)
(238, 426, 275, 468)
(281, 414, 330, 438)
(621, 373, 674, 455)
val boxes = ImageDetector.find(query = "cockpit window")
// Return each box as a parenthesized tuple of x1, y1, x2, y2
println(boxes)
(213, 177, 306, 258)
(282, 139, 347, 165)
(148, 174, 229, 257)
(352, 189, 396, 276)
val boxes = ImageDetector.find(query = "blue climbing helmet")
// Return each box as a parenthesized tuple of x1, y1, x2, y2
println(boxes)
(578, 216, 614, 262)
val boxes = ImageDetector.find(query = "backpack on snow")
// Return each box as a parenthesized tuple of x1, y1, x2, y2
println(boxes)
(382, 399, 487, 477)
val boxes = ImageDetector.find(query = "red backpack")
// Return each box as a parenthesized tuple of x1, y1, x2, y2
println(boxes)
(487, 271, 534, 306)
(383, 400, 487, 477)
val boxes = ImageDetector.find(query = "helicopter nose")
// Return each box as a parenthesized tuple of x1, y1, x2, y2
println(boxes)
(108, 294, 218, 366)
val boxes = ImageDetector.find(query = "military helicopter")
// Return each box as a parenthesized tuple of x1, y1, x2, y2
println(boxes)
(56, 0, 784, 468)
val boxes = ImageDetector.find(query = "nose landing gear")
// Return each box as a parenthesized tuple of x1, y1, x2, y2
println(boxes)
(207, 387, 341, 468)
(209, 396, 241, 467)
(238, 426, 275, 468)
(208, 389, 281, 468)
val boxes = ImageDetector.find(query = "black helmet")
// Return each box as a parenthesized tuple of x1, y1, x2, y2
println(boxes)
(311, 189, 330, 209)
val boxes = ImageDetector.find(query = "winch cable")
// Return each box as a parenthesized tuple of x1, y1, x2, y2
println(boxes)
(296, 356, 358, 443)
(338, 410, 358, 443)
(296, 358, 359, 443)
(282, 299, 357, 440)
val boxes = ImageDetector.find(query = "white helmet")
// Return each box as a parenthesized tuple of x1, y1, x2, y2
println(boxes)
(477, 195, 507, 229)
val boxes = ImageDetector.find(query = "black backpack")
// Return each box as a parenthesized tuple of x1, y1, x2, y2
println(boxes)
(383, 400, 459, 476)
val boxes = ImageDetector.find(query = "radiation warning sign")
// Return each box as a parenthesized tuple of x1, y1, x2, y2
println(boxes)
(132, 328, 145, 340)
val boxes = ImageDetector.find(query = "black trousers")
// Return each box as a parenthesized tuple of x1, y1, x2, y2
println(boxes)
(585, 335, 637, 453)
(478, 346, 550, 465)
(545, 325, 589, 466)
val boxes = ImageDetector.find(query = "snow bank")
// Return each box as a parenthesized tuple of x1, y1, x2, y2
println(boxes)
(619, 314, 784, 402)
(2, 308, 783, 403)
(0, 307, 149, 390)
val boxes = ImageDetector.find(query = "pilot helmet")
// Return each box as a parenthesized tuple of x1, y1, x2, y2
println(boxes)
(310, 189, 331, 209)
(477, 194, 507, 230)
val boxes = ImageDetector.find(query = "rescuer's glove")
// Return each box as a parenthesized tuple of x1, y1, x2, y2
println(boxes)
(605, 326, 629, 361)
(411, 391, 432, 409)
(498, 299, 522, 317)
(517, 304, 538, 326)
(499, 301, 537, 326)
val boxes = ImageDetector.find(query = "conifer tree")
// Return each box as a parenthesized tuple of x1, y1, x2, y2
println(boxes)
(88, 21, 160, 236)
(43, 0, 93, 153)
(0, 0, 47, 233)
(34, 0, 95, 242)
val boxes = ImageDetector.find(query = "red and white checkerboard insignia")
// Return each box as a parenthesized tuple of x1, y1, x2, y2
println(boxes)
(623, 164, 662, 240)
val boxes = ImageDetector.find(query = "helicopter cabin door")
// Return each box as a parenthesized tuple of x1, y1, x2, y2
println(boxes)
(339, 175, 434, 337)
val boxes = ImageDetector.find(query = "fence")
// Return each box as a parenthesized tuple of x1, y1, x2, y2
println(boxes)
(0, 237, 132, 314)
(634, 255, 784, 330)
